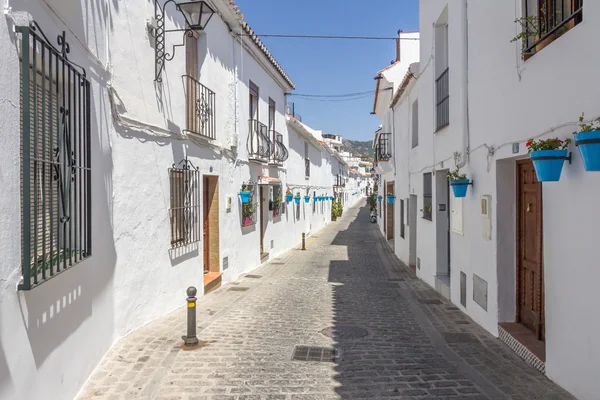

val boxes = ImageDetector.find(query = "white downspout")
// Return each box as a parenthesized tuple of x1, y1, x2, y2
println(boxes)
(456, 0, 470, 169)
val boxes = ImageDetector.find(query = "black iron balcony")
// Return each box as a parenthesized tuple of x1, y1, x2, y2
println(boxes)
(376, 132, 392, 162)
(183, 75, 216, 140)
(247, 119, 272, 161)
(435, 67, 449, 131)
(270, 131, 289, 165)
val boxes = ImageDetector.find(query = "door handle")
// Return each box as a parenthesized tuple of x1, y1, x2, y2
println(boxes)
(527, 203, 532, 213)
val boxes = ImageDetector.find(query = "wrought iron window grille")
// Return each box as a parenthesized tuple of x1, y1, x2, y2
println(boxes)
(17, 21, 92, 291)
(149, 0, 215, 82)
(169, 158, 201, 248)
(435, 67, 450, 131)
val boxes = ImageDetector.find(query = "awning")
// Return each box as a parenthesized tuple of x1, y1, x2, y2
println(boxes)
(258, 176, 281, 185)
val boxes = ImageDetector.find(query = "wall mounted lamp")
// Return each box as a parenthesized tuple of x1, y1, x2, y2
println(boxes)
(148, 0, 215, 82)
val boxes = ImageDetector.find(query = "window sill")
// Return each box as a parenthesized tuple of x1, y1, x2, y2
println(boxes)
(241, 222, 256, 228)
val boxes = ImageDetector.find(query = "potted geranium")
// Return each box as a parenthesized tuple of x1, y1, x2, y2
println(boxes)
(239, 184, 252, 204)
(573, 112, 600, 171)
(285, 188, 294, 202)
(448, 169, 470, 198)
(304, 195, 310, 204)
(526, 137, 571, 182)
(386, 192, 395, 204)
(242, 201, 258, 227)
(272, 195, 282, 216)
(294, 192, 301, 204)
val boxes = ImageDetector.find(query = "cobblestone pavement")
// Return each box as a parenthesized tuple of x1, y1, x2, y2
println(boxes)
(78, 204, 575, 400)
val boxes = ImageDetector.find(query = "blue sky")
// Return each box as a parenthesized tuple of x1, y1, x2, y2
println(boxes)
(235, 0, 419, 141)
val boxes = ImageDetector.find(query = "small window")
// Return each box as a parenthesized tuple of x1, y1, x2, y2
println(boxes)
(451, 196, 463, 234)
(169, 164, 201, 247)
(400, 199, 405, 238)
(423, 173, 432, 221)
(249, 81, 259, 120)
(411, 100, 419, 148)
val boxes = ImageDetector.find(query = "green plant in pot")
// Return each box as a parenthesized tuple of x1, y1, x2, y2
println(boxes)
(526, 137, 571, 182)
(242, 201, 258, 226)
(573, 112, 600, 171)
(331, 200, 343, 221)
(272, 195, 282, 216)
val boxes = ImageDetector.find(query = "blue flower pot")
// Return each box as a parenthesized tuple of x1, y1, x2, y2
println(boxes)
(286, 193, 293, 202)
(575, 130, 600, 171)
(240, 191, 251, 203)
(377, 195, 382, 201)
(450, 179, 470, 198)
(530, 149, 568, 182)
(386, 195, 395, 204)
(294, 196, 301, 205)
(304, 196, 310, 203)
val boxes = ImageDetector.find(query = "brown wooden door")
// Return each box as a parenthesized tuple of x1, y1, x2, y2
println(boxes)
(260, 186, 265, 255)
(387, 182, 394, 240)
(203, 176, 210, 274)
(516, 160, 545, 340)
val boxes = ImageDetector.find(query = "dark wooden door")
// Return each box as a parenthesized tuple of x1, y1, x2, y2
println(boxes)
(260, 186, 265, 255)
(386, 182, 394, 240)
(203, 176, 210, 274)
(516, 160, 544, 340)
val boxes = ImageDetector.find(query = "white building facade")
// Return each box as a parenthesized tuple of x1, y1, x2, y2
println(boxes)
(375, 1, 599, 398)
(0, 1, 360, 399)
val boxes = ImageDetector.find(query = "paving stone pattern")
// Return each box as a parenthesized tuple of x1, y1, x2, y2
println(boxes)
(77, 205, 575, 400)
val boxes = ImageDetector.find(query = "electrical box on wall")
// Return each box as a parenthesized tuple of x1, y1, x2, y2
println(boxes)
(226, 196, 232, 212)
(481, 195, 492, 240)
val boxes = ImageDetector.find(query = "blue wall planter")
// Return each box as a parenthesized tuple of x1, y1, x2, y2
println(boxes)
(286, 193, 293, 202)
(240, 191, 251, 203)
(304, 196, 310, 203)
(575, 130, 600, 171)
(450, 179, 471, 198)
(377, 195, 382, 202)
(530, 150, 571, 182)
(294, 196, 301, 205)
(386, 195, 395, 204)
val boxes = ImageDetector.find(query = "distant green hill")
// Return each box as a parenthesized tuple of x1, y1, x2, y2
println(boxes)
(343, 139, 373, 160)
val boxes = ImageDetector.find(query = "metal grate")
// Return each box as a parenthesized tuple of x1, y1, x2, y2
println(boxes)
(18, 21, 92, 290)
(228, 287, 249, 292)
(168, 159, 201, 248)
(418, 298, 443, 305)
(292, 346, 338, 362)
(441, 332, 479, 344)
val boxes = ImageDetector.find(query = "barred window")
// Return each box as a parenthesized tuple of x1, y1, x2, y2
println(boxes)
(169, 161, 201, 248)
(18, 23, 92, 290)
(423, 173, 433, 221)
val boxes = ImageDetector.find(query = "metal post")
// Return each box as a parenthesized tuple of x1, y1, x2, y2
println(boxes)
(182, 286, 199, 345)
(301, 233, 306, 250)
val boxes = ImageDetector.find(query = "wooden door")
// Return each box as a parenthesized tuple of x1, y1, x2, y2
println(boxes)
(203, 176, 210, 274)
(260, 186, 265, 255)
(516, 160, 545, 340)
(386, 182, 394, 240)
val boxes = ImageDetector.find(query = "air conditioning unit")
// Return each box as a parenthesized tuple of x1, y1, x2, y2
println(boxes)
(481, 195, 492, 240)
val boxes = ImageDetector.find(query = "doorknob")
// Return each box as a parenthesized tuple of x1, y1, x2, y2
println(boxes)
(527, 203, 532, 213)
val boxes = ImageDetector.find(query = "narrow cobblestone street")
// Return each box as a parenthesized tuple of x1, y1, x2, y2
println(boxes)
(78, 204, 574, 400)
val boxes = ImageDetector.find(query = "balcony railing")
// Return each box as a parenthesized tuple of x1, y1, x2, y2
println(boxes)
(375, 132, 392, 163)
(183, 75, 216, 140)
(435, 67, 449, 131)
(247, 119, 272, 161)
(270, 131, 289, 164)
(286, 102, 302, 122)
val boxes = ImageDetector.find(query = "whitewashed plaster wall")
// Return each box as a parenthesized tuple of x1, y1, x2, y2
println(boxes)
(465, 2, 600, 398)
(0, 1, 298, 399)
